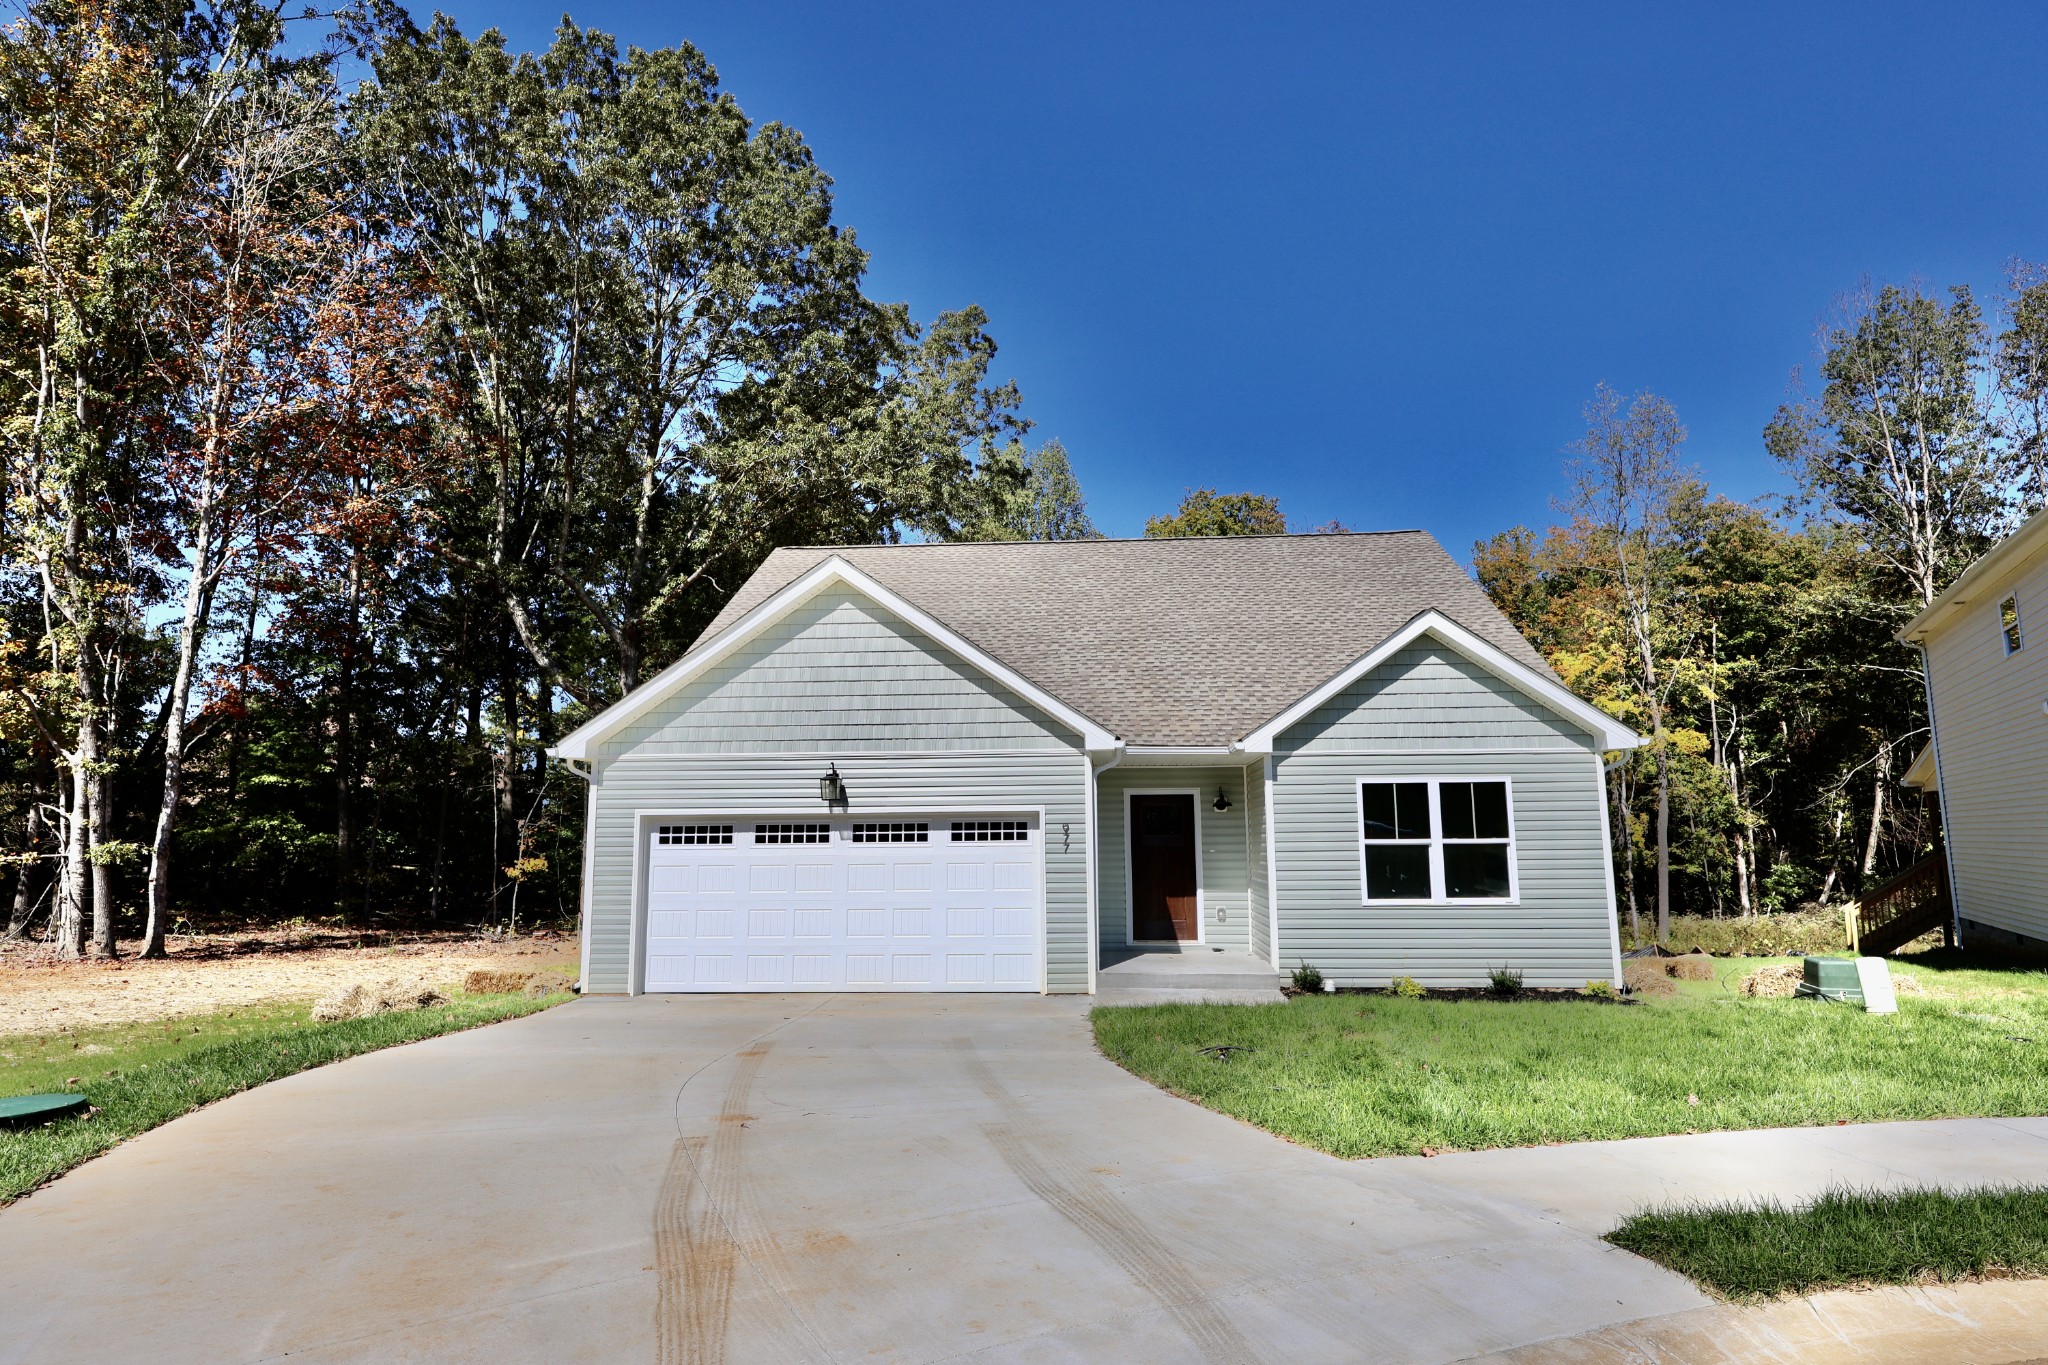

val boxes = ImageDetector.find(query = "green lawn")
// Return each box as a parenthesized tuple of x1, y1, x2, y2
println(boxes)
(1608, 1186, 2048, 1300)
(0, 991, 568, 1204)
(1091, 949, 2048, 1158)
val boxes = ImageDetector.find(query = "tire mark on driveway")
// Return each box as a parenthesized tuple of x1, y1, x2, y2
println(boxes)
(953, 1038, 1263, 1365)
(656, 1044, 772, 1365)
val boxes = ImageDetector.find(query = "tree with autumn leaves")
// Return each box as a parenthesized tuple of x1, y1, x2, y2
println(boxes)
(0, 0, 1094, 956)
(1484, 274, 2048, 936)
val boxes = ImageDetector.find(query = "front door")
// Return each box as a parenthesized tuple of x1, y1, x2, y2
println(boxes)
(1130, 794, 1198, 941)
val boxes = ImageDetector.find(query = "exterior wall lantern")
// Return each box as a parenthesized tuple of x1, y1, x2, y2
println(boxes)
(819, 763, 846, 805)
(1213, 786, 1232, 812)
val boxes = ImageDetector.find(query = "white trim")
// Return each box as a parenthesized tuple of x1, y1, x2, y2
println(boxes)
(1353, 776, 1522, 905)
(1238, 610, 1641, 754)
(1901, 502, 2048, 643)
(629, 804, 1050, 996)
(1122, 788, 1206, 946)
(1593, 753, 1624, 987)
(1263, 755, 1281, 967)
(578, 771, 599, 993)
(604, 746, 1086, 762)
(551, 556, 1119, 760)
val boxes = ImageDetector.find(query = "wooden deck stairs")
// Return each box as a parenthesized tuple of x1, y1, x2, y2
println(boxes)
(1847, 853, 1956, 957)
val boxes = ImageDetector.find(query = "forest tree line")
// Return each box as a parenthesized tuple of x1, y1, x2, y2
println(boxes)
(1479, 274, 2048, 942)
(0, 0, 1097, 957)
(5, 0, 2044, 960)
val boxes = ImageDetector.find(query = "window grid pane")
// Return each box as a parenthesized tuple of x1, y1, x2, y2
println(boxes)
(851, 822, 929, 844)
(1360, 780, 1514, 902)
(657, 824, 732, 845)
(754, 823, 831, 844)
(951, 820, 1029, 842)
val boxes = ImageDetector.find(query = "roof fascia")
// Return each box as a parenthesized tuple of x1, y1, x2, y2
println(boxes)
(1237, 610, 1643, 754)
(551, 555, 1118, 760)
(1901, 507, 2048, 643)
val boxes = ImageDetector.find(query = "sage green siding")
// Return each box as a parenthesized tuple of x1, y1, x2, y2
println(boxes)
(1280, 644, 1596, 754)
(1922, 551, 2048, 945)
(602, 588, 1077, 757)
(1245, 759, 1272, 966)
(1095, 766, 1253, 953)
(580, 587, 1091, 995)
(1269, 637, 1617, 988)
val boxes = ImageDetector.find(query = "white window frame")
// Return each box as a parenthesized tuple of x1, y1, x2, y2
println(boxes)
(2000, 593, 2024, 655)
(1355, 776, 1520, 905)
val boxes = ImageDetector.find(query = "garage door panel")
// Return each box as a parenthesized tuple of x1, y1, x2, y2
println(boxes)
(643, 816, 1040, 992)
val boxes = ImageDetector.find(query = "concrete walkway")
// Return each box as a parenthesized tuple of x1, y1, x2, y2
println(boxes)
(0, 995, 2044, 1363)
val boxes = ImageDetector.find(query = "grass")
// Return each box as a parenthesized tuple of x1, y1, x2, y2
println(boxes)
(1090, 948, 2048, 1158)
(0, 990, 568, 1204)
(1607, 1186, 2048, 1300)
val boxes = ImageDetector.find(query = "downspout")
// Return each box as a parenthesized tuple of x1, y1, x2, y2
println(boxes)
(1086, 750, 1125, 992)
(1918, 643, 1966, 945)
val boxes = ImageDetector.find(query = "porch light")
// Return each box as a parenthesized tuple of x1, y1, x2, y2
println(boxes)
(1213, 786, 1232, 812)
(819, 764, 846, 805)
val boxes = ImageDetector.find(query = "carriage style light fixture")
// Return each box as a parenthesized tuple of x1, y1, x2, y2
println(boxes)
(819, 763, 846, 805)
(1213, 786, 1232, 812)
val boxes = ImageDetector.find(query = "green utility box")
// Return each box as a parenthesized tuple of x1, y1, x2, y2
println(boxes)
(1795, 956, 1863, 1003)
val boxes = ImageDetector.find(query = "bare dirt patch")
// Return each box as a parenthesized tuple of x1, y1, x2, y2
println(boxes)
(0, 927, 578, 1035)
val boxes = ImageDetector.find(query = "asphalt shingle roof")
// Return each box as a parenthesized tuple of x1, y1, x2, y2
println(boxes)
(693, 531, 1555, 747)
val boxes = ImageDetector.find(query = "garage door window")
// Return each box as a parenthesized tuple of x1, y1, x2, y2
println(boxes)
(657, 824, 732, 845)
(755, 823, 830, 844)
(852, 822, 929, 843)
(951, 820, 1030, 841)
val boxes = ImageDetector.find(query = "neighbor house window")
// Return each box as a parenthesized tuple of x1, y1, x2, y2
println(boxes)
(1359, 779, 1516, 901)
(2002, 594, 2024, 654)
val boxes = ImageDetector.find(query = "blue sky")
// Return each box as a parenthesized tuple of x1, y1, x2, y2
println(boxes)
(425, 0, 2048, 557)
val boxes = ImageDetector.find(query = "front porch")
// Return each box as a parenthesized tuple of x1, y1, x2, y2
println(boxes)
(1094, 759, 1271, 964)
(1095, 946, 1287, 1005)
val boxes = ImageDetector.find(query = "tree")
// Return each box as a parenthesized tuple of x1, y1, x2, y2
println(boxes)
(1767, 281, 2010, 609)
(958, 438, 1098, 541)
(1995, 259, 2048, 510)
(1144, 488, 1286, 538)
(1562, 384, 1699, 944)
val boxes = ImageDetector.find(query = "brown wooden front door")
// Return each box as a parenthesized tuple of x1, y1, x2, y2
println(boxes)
(1130, 794, 1198, 941)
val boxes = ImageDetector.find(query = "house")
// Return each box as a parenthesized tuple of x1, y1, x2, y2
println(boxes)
(1900, 505, 2048, 952)
(551, 532, 1641, 995)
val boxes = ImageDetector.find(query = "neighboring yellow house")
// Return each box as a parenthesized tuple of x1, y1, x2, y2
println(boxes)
(1901, 507, 2048, 951)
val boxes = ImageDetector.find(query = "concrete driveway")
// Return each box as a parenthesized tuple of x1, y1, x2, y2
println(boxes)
(2, 995, 2047, 1364)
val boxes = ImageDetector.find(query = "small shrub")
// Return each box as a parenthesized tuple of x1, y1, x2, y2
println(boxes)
(1668, 953, 1716, 982)
(1389, 975, 1426, 999)
(1583, 979, 1617, 999)
(1488, 966, 1525, 997)
(1291, 961, 1325, 994)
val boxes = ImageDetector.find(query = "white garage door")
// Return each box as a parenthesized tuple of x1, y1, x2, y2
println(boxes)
(642, 816, 1042, 992)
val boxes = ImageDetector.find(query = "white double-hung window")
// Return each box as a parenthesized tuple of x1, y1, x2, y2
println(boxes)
(1359, 779, 1517, 902)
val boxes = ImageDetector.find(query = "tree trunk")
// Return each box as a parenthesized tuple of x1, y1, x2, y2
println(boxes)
(1655, 741, 1672, 944)
(88, 759, 115, 957)
(10, 779, 46, 937)
(494, 637, 520, 920)
(56, 732, 89, 959)
(333, 553, 362, 915)
(1613, 763, 1639, 945)
(1860, 738, 1892, 882)
(145, 510, 220, 958)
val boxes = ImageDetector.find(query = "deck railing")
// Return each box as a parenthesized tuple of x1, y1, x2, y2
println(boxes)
(1846, 852, 1953, 957)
